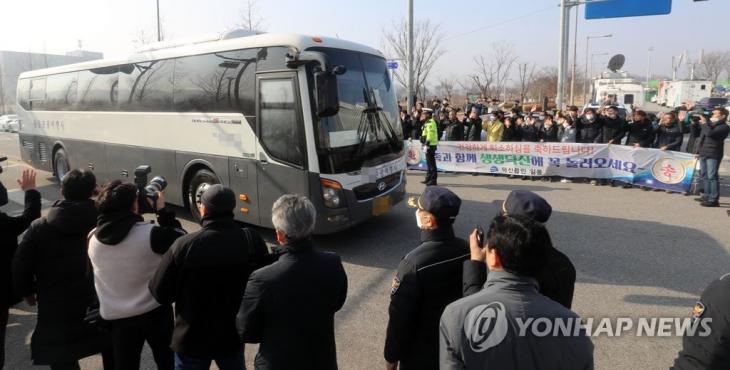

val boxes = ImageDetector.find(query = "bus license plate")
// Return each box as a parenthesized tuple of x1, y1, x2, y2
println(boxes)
(372, 195, 392, 216)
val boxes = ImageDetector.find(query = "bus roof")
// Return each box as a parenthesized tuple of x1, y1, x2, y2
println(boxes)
(18, 32, 385, 79)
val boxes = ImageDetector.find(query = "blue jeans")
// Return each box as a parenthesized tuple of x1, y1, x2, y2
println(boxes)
(174, 351, 244, 370)
(700, 157, 720, 202)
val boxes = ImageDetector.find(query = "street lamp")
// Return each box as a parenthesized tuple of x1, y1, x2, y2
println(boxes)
(646, 46, 654, 86)
(589, 52, 609, 102)
(583, 34, 612, 104)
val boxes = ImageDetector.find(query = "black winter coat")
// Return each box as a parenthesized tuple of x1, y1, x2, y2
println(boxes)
(150, 215, 271, 358)
(466, 118, 483, 141)
(411, 120, 423, 140)
(12, 200, 110, 365)
(519, 124, 540, 142)
(684, 121, 702, 154)
(696, 120, 730, 159)
(384, 227, 469, 370)
(400, 117, 413, 140)
(625, 119, 655, 147)
(653, 122, 684, 151)
(237, 240, 347, 370)
(502, 124, 519, 141)
(540, 124, 560, 142)
(600, 116, 627, 144)
(577, 116, 603, 143)
(444, 120, 465, 141)
(0, 189, 40, 307)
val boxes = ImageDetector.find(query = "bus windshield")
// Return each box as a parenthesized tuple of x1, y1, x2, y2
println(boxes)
(308, 48, 402, 152)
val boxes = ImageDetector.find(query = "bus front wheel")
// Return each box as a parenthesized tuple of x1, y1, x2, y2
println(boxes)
(187, 169, 219, 222)
(53, 148, 70, 182)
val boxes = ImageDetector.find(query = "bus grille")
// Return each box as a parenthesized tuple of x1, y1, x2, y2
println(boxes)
(352, 172, 401, 200)
(38, 143, 48, 162)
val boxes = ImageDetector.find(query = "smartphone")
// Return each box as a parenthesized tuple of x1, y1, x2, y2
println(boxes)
(475, 226, 485, 248)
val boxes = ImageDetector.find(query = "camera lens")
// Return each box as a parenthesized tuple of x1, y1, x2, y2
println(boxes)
(148, 176, 167, 192)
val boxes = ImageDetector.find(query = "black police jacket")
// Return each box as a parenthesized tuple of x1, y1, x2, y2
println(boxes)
(0, 188, 40, 308)
(237, 240, 347, 370)
(673, 273, 730, 370)
(462, 246, 576, 309)
(150, 215, 270, 358)
(384, 227, 469, 370)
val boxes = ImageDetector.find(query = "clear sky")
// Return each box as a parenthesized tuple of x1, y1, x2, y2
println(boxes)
(2, 0, 728, 87)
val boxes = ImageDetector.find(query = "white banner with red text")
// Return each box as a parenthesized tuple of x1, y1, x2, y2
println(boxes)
(405, 141, 698, 192)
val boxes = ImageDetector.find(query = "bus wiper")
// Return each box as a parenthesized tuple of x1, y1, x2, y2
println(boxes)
(355, 88, 401, 157)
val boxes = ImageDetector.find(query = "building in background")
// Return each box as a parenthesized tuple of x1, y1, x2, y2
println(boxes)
(0, 49, 103, 114)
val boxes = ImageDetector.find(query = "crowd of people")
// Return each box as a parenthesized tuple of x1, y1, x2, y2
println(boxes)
(1, 163, 729, 369)
(401, 97, 729, 207)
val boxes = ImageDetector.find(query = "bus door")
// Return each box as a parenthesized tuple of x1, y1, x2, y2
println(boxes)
(254, 73, 310, 228)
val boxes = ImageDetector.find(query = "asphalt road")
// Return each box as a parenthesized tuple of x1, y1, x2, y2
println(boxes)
(2, 130, 730, 370)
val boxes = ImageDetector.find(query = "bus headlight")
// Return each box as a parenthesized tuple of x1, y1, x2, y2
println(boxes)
(320, 178, 344, 209)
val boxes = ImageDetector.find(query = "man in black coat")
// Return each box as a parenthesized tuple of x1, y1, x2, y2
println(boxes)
(625, 110, 655, 148)
(384, 186, 469, 370)
(653, 112, 684, 151)
(695, 107, 730, 207)
(600, 106, 627, 145)
(12, 169, 113, 369)
(237, 194, 347, 370)
(462, 190, 576, 309)
(444, 110, 464, 141)
(0, 168, 40, 368)
(151, 185, 271, 369)
(577, 108, 603, 144)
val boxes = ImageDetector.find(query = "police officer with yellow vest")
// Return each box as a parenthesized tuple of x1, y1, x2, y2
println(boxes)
(420, 108, 439, 186)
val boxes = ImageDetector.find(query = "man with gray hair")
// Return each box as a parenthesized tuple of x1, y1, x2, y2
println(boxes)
(237, 194, 348, 370)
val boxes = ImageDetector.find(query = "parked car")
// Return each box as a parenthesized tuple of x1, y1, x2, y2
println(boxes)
(695, 97, 728, 113)
(0, 114, 19, 132)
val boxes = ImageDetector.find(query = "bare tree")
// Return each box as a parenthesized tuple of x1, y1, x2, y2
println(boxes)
(469, 42, 517, 100)
(381, 19, 445, 101)
(238, 0, 266, 32)
(698, 51, 729, 83)
(435, 76, 455, 101)
(530, 67, 559, 106)
(516, 62, 535, 104)
(131, 16, 168, 48)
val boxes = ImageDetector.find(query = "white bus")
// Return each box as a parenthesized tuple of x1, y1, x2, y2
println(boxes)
(15, 30, 406, 233)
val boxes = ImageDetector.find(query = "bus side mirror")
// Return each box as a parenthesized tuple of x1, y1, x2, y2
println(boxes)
(315, 71, 339, 118)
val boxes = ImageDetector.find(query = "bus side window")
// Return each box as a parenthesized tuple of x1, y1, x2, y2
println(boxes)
(118, 60, 173, 112)
(45, 72, 79, 111)
(29, 78, 47, 111)
(259, 78, 303, 167)
(17, 79, 31, 110)
(77, 68, 119, 111)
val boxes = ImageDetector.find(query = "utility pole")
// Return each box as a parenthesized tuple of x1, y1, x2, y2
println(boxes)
(582, 33, 612, 104)
(556, 0, 570, 110)
(407, 0, 414, 112)
(569, 3, 579, 106)
(156, 0, 162, 42)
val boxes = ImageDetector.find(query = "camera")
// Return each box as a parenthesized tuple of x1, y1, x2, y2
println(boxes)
(134, 165, 167, 213)
(0, 156, 7, 174)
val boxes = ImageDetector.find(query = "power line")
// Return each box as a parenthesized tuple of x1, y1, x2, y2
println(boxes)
(443, 5, 556, 41)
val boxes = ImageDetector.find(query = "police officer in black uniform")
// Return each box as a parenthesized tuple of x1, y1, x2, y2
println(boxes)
(384, 186, 469, 370)
(673, 273, 730, 369)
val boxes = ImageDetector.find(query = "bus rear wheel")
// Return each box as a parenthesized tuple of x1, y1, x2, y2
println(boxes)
(187, 169, 219, 222)
(53, 148, 70, 182)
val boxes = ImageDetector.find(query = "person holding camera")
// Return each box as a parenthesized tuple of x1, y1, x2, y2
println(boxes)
(439, 215, 593, 370)
(695, 107, 730, 208)
(421, 108, 439, 186)
(12, 169, 113, 370)
(150, 185, 271, 370)
(1, 167, 40, 368)
(384, 186, 469, 370)
(88, 180, 186, 370)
